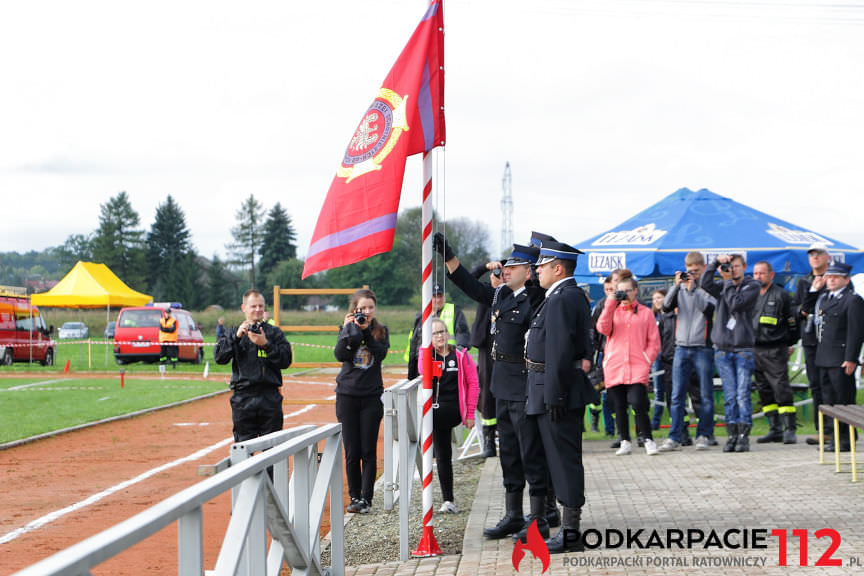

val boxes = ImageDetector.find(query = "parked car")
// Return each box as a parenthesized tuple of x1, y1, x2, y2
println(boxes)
(113, 305, 204, 365)
(104, 322, 116, 339)
(58, 322, 89, 340)
(0, 288, 56, 366)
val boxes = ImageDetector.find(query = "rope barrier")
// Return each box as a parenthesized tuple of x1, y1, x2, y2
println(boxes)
(3, 339, 407, 355)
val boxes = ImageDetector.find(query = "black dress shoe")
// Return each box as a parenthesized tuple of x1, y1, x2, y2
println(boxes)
(610, 439, 621, 449)
(805, 437, 820, 446)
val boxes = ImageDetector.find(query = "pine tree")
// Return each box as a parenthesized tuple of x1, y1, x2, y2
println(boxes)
(146, 196, 198, 304)
(91, 191, 147, 289)
(207, 254, 235, 309)
(227, 195, 265, 289)
(258, 203, 297, 280)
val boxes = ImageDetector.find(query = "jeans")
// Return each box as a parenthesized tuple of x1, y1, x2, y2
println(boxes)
(602, 390, 616, 436)
(714, 349, 755, 426)
(651, 358, 670, 430)
(669, 346, 715, 442)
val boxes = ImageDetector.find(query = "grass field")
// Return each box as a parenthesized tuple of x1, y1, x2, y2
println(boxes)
(0, 376, 228, 444)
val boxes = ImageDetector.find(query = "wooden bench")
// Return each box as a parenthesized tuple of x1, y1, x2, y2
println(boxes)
(818, 405, 864, 482)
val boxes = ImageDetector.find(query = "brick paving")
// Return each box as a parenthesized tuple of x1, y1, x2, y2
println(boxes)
(345, 438, 863, 575)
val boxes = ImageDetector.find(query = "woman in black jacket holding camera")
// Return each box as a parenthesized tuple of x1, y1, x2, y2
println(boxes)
(334, 288, 390, 514)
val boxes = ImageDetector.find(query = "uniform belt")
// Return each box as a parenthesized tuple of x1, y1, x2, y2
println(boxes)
(493, 351, 523, 363)
(526, 360, 545, 373)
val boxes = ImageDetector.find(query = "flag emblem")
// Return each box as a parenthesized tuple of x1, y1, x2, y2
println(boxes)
(338, 88, 409, 183)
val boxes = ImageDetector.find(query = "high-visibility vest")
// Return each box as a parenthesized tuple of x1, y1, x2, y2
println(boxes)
(403, 303, 457, 361)
(159, 316, 178, 343)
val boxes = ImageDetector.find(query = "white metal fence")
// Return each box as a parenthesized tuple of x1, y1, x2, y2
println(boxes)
(12, 424, 344, 576)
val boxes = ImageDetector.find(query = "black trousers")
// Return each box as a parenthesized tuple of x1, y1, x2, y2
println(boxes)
(537, 407, 585, 509)
(476, 346, 496, 422)
(496, 398, 525, 493)
(819, 366, 857, 443)
(607, 384, 652, 442)
(754, 345, 794, 407)
(804, 345, 824, 428)
(230, 388, 283, 442)
(432, 401, 462, 502)
(336, 394, 383, 501)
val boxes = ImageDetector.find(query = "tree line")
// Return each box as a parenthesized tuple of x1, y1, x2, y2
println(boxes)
(1, 192, 494, 310)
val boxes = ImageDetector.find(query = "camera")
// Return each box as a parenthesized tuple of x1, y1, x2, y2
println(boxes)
(353, 311, 367, 324)
(249, 322, 262, 334)
(492, 268, 502, 278)
(679, 271, 689, 281)
(614, 290, 627, 302)
(720, 262, 731, 273)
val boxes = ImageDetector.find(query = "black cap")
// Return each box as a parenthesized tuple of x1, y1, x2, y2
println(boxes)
(536, 240, 584, 266)
(432, 282, 444, 295)
(825, 262, 852, 276)
(505, 244, 540, 267)
(530, 231, 557, 247)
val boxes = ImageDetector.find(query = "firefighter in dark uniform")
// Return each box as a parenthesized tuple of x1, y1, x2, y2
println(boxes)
(804, 261, 864, 452)
(525, 240, 593, 553)
(214, 289, 293, 442)
(435, 233, 557, 540)
(468, 260, 506, 458)
(752, 261, 800, 444)
(793, 242, 830, 444)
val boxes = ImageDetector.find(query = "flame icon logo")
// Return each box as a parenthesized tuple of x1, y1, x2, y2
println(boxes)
(512, 519, 550, 573)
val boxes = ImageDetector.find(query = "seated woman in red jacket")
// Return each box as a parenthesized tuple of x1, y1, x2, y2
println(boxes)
(419, 317, 480, 513)
(597, 275, 661, 456)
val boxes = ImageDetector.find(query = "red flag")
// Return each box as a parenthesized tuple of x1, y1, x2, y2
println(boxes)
(302, 1, 445, 278)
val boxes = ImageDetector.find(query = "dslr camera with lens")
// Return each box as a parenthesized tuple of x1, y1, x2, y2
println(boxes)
(679, 271, 690, 281)
(614, 290, 627, 302)
(492, 268, 502, 278)
(249, 322, 262, 334)
(353, 311, 367, 324)
(719, 262, 731, 273)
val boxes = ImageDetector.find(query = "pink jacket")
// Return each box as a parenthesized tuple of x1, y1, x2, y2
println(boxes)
(596, 298, 661, 388)
(419, 346, 480, 422)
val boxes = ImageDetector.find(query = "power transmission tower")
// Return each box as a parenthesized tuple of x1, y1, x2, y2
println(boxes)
(500, 162, 513, 256)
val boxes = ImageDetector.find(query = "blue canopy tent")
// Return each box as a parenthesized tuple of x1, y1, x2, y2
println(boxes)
(573, 188, 864, 282)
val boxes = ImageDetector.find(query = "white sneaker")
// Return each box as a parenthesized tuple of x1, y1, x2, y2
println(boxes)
(615, 440, 632, 455)
(658, 438, 681, 452)
(644, 438, 659, 455)
(694, 436, 710, 450)
(439, 501, 458, 513)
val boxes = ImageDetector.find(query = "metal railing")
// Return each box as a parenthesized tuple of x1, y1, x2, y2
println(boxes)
(382, 377, 422, 561)
(13, 424, 344, 576)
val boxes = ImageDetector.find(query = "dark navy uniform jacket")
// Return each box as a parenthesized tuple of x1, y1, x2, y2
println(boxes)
(448, 264, 543, 401)
(525, 278, 593, 415)
(804, 286, 864, 368)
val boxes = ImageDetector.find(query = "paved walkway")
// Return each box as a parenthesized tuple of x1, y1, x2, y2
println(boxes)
(345, 437, 862, 575)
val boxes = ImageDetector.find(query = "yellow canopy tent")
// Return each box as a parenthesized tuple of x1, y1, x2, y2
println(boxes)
(31, 261, 151, 308)
(31, 262, 152, 368)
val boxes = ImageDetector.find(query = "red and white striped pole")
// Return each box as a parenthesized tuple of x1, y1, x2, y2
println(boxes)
(412, 148, 443, 557)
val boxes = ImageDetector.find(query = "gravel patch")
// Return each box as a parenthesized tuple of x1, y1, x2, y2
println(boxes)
(322, 455, 484, 567)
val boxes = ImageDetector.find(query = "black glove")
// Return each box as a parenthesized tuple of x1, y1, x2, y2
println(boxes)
(432, 232, 456, 261)
(547, 405, 567, 422)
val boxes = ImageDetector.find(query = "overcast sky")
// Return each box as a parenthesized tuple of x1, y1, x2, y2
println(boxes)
(2, 0, 863, 267)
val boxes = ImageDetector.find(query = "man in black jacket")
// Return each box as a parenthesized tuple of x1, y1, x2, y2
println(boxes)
(526, 240, 593, 553)
(214, 289, 293, 442)
(804, 262, 864, 452)
(701, 254, 760, 453)
(752, 261, 799, 444)
(469, 261, 506, 458)
(793, 242, 831, 444)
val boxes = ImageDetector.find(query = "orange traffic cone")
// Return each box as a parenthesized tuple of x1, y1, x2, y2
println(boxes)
(63, 359, 70, 374)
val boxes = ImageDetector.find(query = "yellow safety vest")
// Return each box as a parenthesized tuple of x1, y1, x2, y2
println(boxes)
(403, 303, 457, 361)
